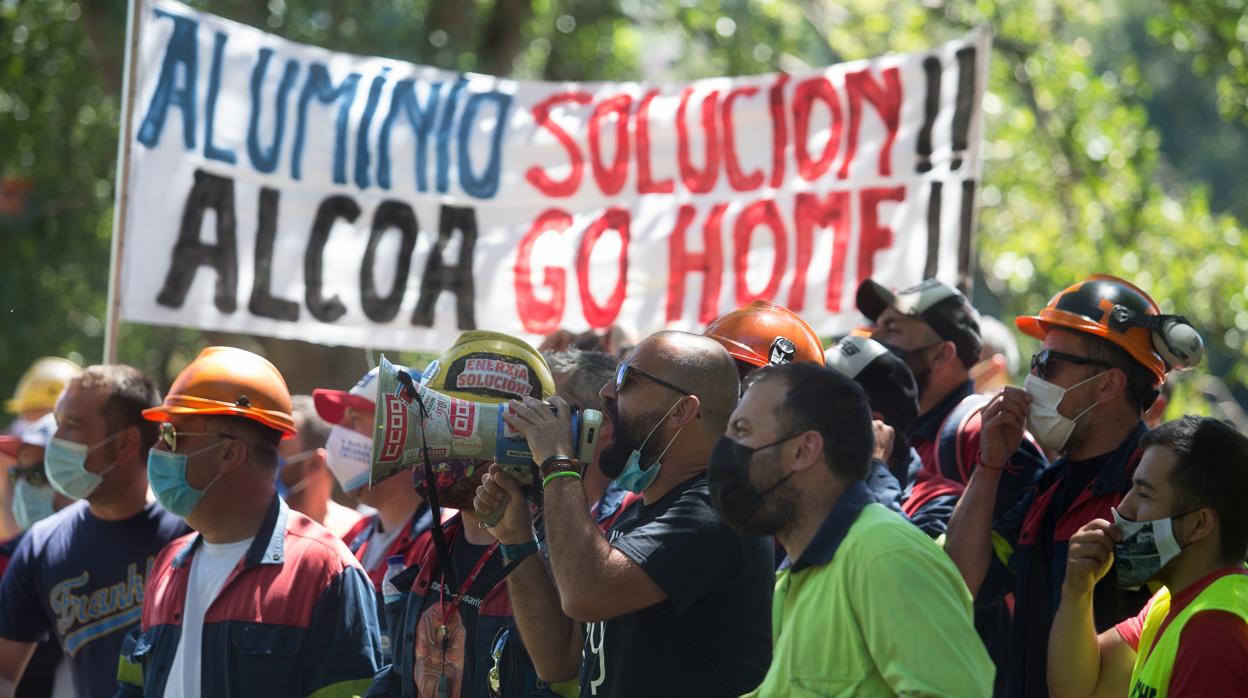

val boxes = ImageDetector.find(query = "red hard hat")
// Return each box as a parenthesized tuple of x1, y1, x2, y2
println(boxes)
(704, 301, 825, 368)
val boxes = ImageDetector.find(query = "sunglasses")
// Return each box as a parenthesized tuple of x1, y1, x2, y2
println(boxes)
(8, 466, 48, 487)
(1030, 349, 1113, 381)
(614, 362, 692, 396)
(158, 422, 232, 453)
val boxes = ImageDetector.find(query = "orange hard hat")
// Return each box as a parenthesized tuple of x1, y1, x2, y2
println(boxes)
(1016, 275, 1174, 385)
(142, 346, 296, 437)
(704, 300, 825, 368)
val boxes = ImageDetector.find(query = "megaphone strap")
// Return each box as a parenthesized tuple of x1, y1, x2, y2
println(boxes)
(399, 368, 458, 589)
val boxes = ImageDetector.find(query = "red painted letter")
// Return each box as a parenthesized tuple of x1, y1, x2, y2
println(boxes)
(857, 186, 906, 290)
(514, 209, 571, 333)
(733, 199, 787, 306)
(525, 92, 592, 197)
(721, 87, 764, 192)
(768, 73, 789, 188)
(792, 191, 851, 312)
(636, 90, 674, 194)
(839, 67, 902, 179)
(676, 87, 721, 194)
(792, 77, 842, 181)
(576, 208, 630, 329)
(589, 94, 632, 196)
(666, 204, 725, 323)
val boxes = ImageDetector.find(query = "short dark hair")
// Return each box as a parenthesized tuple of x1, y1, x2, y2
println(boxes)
(1074, 333, 1158, 412)
(1141, 415, 1248, 563)
(750, 362, 874, 481)
(543, 349, 615, 412)
(290, 395, 331, 449)
(69, 365, 162, 458)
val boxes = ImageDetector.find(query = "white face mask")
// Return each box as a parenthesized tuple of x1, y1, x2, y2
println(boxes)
(324, 425, 373, 493)
(1023, 372, 1104, 453)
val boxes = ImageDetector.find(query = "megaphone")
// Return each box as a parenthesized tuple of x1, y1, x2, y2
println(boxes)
(369, 355, 603, 487)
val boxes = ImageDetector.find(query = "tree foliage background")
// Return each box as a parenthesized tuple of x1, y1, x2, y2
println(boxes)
(1, 0, 1245, 418)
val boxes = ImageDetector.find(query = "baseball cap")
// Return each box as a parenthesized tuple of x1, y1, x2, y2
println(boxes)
(0, 413, 58, 457)
(856, 278, 983, 369)
(825, 336, 920, 435)
(313, 366, 403, 426)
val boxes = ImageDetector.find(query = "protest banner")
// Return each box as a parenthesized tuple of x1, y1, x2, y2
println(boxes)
(109, 0, 990, 356)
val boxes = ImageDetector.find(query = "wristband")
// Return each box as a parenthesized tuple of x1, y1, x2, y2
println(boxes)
(542, 470, 582, 488)
(500, 538, 538, 564)
(540, 454, 578, 473)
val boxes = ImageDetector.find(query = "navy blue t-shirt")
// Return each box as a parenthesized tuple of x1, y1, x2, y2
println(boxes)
(0, 501, 187, 697)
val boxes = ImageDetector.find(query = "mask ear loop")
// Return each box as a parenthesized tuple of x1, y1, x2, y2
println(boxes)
(1059, 370, 1112, 423)
(636, 396, 688, 470)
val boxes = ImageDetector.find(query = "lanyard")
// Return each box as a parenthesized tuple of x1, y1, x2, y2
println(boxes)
(436, 539, 499, 697)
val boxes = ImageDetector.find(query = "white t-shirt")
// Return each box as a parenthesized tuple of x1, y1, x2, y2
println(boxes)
(163, 537, 254, 698)
(359, 520, 403, 572)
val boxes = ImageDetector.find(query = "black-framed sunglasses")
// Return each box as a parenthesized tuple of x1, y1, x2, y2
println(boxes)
(1030, 349, 1113, 381)
(157, 422, 232, 453)
(8, 466, 48, 487)
(614, 362, 692, 396)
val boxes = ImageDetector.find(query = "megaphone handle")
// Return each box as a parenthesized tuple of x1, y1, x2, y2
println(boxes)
(478, 491, 510, 528)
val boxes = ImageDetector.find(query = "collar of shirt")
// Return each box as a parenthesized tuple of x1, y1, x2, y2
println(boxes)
(171, 494, 288, 570)
(1037, 421, 1147, 498)
(911, 380, 976, 441)
(785, 480, 876, 574)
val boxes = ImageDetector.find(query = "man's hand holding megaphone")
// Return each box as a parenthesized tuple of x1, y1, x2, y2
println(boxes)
(476, 395, 581, 537)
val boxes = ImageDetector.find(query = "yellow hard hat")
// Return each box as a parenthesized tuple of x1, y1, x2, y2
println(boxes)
(421, 330, 555, 404)
(7, 357, 82, 413)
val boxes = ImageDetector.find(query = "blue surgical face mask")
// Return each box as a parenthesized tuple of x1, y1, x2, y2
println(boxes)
(44, 433, 122, 500)
(12, 479, 56, 530)
(276, 449, 317, 500)
(147, 440, 229, 518)
(611, 398, 686, 495)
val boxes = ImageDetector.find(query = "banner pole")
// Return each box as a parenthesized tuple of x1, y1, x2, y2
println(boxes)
(103, 0, 143, 364)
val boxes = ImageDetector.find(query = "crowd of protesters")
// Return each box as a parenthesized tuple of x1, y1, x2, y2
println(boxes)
(0, 272, 1244, 698)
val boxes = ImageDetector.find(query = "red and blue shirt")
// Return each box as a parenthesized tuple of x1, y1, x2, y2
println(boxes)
(117, 495, 382, 697)
(991, 422, 1153, 698)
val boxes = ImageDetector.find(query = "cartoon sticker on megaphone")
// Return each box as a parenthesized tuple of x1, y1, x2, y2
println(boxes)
(370, 355, 602, 501)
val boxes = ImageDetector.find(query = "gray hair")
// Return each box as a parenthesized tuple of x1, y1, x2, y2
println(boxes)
(542, 350, 615, 412)
(290, 394, 332, 449)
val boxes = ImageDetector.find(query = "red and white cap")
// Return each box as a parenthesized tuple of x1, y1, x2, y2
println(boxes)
(313, 367, 387, 426)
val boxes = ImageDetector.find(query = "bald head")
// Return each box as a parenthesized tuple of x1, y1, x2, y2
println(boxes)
(644, 331, 741, 434)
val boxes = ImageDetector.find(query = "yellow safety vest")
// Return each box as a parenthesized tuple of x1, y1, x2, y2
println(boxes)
(1128, 569, 1248, 698)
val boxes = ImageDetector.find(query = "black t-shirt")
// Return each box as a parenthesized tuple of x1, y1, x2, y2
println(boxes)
(414, 528, 508, 698)
(578, 474, 774, 698)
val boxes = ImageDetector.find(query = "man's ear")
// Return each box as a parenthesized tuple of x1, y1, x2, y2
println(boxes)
(312, 447, 328, 472)
(219, 438, 250, 474)
(672, 394, 701, 427)
(788, 430, 825, 474)
(1180, 506, 1217, 548)
(931, 340, 957, 369)
(1098, 367, 1127, 402)
(114, 425, 141, 464)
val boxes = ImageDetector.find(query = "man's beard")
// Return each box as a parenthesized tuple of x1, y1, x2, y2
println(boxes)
(599, 397, 665, 479)
(724, 448, 800, 538)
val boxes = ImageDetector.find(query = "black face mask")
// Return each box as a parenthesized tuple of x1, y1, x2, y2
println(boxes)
(881, 341, 937, 394)
(708, 433, 798, 534)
